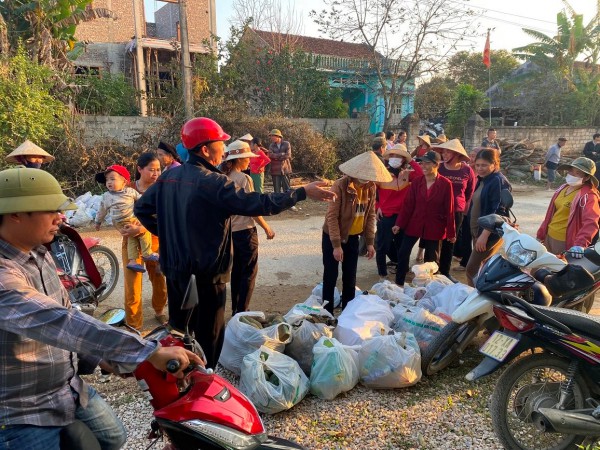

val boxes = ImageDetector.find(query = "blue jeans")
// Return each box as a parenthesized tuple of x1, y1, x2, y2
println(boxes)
(0, 386, 127, 450)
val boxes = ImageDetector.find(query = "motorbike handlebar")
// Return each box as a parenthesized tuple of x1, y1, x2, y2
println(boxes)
(166, 359, 209, 375)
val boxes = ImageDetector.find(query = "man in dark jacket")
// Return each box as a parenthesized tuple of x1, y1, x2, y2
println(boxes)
(583, 133, 600, 164)
(135, 117, 335, 368)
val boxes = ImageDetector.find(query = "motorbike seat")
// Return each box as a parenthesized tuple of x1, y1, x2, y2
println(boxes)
(543, 264, 596, 298)
(533, 305, 600, 340)
(566, 251, 600, 282)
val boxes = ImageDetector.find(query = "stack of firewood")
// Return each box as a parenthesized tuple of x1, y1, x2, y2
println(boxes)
(499, 138, 549, 179)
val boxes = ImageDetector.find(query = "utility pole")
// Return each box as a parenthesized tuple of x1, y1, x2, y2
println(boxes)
(132, 0, 147, 116)
(178, 0, 194, 120)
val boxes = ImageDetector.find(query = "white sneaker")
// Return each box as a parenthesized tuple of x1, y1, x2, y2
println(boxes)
(290, 206, 298, 212)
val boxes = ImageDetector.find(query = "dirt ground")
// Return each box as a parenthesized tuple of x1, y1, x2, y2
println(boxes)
(88, 182, 599, 329)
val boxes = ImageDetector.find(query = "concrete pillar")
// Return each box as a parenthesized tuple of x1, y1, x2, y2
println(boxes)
(464, 114, 486, 151)
(401, 113, 421, 150)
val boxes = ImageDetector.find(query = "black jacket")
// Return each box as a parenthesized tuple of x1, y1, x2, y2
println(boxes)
(583, 141, 600, 163)
(134, 153, 305, 284)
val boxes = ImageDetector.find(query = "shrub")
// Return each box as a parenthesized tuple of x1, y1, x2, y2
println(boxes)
(73, 73, 139, 116)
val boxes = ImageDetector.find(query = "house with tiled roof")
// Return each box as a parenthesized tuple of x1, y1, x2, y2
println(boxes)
(246, 28, 415, 133)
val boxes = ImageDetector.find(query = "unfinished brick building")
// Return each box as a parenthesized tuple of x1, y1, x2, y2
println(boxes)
(74, 0, 216, 113)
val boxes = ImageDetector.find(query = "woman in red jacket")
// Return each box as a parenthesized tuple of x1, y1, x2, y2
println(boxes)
(392, 151, 455, 286)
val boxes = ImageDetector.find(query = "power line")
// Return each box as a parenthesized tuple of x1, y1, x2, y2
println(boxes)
(448, 0, 557, 25)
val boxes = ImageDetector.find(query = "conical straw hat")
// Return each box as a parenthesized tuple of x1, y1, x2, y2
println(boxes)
(383, 144, 411, 161)
(417, 135, 431, 146)
(6, 140, 55, 164)
(339, 152, 393, 183)
(432, 138, 469, 162)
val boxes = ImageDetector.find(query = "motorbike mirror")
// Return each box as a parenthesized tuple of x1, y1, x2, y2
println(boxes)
(500, 189, 514, 209)
(181, 275, 199, 311)
(98, 308, 126, 326)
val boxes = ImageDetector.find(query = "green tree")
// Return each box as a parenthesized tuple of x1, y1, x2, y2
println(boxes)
(73, 73, 139, 116)
(414, 77, 456, 120)
(446, 84, 487, 138)
(0, 46, 66, 156)
(446, 50, 519, 92)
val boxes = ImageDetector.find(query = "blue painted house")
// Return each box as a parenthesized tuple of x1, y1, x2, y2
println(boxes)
(248, 29, 415, 133)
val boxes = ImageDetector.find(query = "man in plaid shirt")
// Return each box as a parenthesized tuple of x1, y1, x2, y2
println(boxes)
(0, 167, 201, 449)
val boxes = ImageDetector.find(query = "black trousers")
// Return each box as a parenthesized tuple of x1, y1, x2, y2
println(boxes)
(322, 232, 359, 314)
(230, 227, 259, 315)
(375, 214, 400, 276)
(166, 274, 226, 369)
(456, 216, 472, 266)
(396, 234, 440, 285)
(438, 212, 464, 276)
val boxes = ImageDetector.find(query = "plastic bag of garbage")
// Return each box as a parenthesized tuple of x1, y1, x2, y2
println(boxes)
(219, 312, 292, 375)
(419, 283, 474, 319)
(420, 281, 448, 300)
(371, 280, 417, 306)
(309, 337, 359, 400)
(283, 301, 335, 326)
(239, 346, 309, 414)
(333, 295, 394, 346)
(392, 305, 448, 350)
(404, 285, 427, 300)
(68, 207, 93, 227)
(411, 262, 438, 286)
(359, 332, 422, 388)
(312, 284, 363, 309)
(285, 320, 333, 375)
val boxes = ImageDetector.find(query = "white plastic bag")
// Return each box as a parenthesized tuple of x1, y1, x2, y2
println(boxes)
(411, 262, 438, 286)
(333, 295, 394, 346)
(309, 337, 359, 400)
(283, 301, 334, 326)
(403, 285, 428, 300)
(68, 207, 93, 227)
(219, 312, 292, 375)
(359, 332, 422, 389)
(239, 346, 309, 414)
(421, 283, 474, 320)
(392, 306, 448, 350)
(371, 280, 417, 306)
(285, 320, 333, 375)
(312, 284, 363, 309)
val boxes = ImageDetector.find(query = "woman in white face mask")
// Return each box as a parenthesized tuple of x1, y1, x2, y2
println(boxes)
(537, 157, 600, 256)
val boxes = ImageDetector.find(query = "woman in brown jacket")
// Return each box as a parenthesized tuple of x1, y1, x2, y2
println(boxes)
(321, 152, 392, 314)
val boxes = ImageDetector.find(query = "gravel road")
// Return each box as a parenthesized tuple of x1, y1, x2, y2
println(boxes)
(82, 185, 599, 449)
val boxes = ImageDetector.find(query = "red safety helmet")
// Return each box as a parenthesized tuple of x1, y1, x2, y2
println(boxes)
(181, 117, 231, 150)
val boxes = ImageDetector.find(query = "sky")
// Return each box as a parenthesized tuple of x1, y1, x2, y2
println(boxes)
(143, 0, 597, 53)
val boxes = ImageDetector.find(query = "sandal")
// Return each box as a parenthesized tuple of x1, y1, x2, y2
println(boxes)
(155, 314, 168, 325)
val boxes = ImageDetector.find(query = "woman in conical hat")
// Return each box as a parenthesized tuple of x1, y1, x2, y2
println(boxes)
(411, 134, 431, 158)
(5, 140, 55, 169)
(320, 151, 390, 314)
(435, 139, 476, 281)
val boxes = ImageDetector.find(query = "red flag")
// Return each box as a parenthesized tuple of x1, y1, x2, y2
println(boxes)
(483, 31, 491, 68)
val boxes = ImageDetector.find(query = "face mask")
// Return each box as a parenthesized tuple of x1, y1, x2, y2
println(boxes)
(388, 157, 403, 168)
(25, 161, 42, 169)
(565, 174, 584, 186)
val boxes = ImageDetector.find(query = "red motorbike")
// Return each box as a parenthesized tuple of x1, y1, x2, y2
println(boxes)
(49, 222, 120, 315)
(100, 276, 306, 450)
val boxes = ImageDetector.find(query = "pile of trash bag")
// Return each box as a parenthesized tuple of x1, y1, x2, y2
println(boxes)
(64, 192, 110, 228)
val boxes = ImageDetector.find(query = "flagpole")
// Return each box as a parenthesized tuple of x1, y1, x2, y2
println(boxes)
(487, 28, 492, 126)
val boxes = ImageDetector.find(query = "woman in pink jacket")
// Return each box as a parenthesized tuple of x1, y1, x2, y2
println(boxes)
(537, 157, 600, 257)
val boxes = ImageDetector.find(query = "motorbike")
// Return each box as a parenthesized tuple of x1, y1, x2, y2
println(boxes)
(49, 221, 120, 315)
(99, 275, 306, 450)
(420, 203, 599, 376)
(466, 290, 600, 450)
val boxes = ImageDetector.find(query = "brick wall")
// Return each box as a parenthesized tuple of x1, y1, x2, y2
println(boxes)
(75, 0, 212, 45)
(298, 118, 371, 137)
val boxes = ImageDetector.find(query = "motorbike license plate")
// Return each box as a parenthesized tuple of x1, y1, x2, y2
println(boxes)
(479, 331, 519, 362)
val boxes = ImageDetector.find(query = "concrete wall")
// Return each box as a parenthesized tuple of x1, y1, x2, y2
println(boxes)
(465, 114, 600, 158)
(155, 3, 179, 40)
(72, 43, 129, 74)
(297, 118, 371, 137)
(78, 115, 164, 146)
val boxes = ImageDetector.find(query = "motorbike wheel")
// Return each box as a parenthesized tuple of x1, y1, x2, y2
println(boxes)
(420, 319, 482, 376)
(89, 245, 119, 302)
(491, 353, 590, 450)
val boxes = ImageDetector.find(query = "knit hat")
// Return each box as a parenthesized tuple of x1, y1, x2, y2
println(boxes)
(557, 157, 598, 187)
(95, 165, 131, 184)
(417, 135, 431, 146)
(383, 144, 412, 162)
(432, 139, 470, 162)
(269, 129, 283, 138)
(225, 140, 258, 161)
(339, 152, 393, 182)
(6, 140, 55, 164)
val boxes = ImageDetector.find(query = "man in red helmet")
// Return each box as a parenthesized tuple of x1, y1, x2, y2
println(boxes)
(135, 117, 335, 368)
